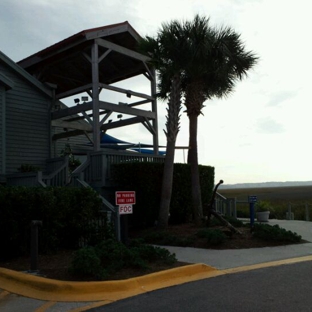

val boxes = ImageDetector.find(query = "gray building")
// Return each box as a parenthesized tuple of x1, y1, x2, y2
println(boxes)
(0, 51, 54, 180)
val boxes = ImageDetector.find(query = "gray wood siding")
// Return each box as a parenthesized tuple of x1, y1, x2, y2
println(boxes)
(0, 62, 52, 174)
(0, 85, 3, 173)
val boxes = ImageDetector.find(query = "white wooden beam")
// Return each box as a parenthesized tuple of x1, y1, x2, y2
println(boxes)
(99, 101, 155, 119)
(96, 38, 150, 63)
(99, 83, 154, 100)
(51, 102, 93, 120)
(51, 120, 92, 131)
(52, 129, 87, 141)
(100, 111, 113, 125)
(56, 83, 93, 100)
(142, 117, 156, 135)
(100, 116, 146, 131)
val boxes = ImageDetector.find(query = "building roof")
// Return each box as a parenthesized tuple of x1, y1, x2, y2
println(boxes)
(0, 51, 53, 96)
(17, 21, 150, 97)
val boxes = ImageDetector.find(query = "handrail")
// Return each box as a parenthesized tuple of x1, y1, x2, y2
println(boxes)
(216, 191, 227, 201)
(42, 156, 69, 186)
(74, 177, 116, 213)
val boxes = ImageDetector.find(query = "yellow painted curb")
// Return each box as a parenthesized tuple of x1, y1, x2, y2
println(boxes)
(223, 255, 312, 275)
(0, 264, 219, 302)
(3, 256, 312, 303)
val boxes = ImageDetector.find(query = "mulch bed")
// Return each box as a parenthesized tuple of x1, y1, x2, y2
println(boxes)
(0, 223, 302, 281)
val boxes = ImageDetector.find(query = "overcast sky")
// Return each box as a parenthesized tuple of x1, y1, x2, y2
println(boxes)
(1, 0, 311, 185)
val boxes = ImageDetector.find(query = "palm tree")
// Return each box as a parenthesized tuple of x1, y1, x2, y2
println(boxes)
(140, 15, 257, 227)
(139, 22, 185, 228)
(182, 15, 257, 225)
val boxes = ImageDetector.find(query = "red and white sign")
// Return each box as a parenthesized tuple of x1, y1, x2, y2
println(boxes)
(119, 205, 133, 215)
(115, 191, 136, 205)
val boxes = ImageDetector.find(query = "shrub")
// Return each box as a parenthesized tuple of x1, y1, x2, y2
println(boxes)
(69, 246, 106, 280)
(17, 164, 41, 172)
(256, 201, 274, 213)
(69, 238, 177, 280)
(253, 224, 302, 242)
(0, 186, 110, 259)
(196, 228, 227, 245)
(209, 216, 244, 227)
(141, 231, 194, 247)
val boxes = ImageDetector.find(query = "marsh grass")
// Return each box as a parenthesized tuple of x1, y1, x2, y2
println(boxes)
(220, 186, 312, 220)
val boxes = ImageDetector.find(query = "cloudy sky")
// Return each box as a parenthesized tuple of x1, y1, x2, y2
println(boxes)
(1, 0, 311, 185)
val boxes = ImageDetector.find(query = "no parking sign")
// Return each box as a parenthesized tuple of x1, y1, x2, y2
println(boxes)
(115, 191, 136, 214)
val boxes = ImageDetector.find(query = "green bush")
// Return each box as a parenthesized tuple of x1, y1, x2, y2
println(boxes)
(141, 231, 194, 247)
(129, 242, 176, 265)
(17, 164, 41, 172)
(0, 186, 112, 260)
(69, 246, 106, 280)
(253, 224, 302, 242)
(196, 228, 227, 245)
(69, 238, 177, 280)
(256, 201, 274, 213)
(209, 216, 244, 227)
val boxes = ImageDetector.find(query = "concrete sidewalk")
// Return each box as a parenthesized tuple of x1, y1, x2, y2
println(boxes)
(164, 219, 312, 269)
(1, 219, 312, 311)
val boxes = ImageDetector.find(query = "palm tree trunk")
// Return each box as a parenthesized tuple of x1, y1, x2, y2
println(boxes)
(188, 113, 203, 226)
(158, 139, 176, 228)
(158, 74, 181, 229)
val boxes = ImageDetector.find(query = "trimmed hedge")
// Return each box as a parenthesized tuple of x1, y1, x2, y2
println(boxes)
(112, 162, 214, 226)
(0, 186, 111, 260)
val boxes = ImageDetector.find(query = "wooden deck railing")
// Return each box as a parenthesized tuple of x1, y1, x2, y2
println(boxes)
(5, 156, 69, 187)
(72, 150, 165, 187)
(215, 192, 237, 218)
(6, 171, 46, 187)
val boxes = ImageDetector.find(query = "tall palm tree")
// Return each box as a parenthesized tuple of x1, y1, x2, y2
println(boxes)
(140, 15, 257, 227)
(181, 15, 257, 225)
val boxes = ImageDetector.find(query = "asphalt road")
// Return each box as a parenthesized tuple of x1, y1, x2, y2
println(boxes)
(88, 261, 312, 312)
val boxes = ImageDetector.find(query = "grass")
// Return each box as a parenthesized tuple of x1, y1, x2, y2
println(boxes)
(220, 185, 312, 220)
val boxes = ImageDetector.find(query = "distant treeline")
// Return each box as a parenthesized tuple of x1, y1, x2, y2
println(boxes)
(220, 181, 312, 190)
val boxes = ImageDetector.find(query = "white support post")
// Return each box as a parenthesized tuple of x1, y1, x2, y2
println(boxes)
(287, 203, 293, 220)
(150, 68, 159, 155)
(117, 207, 121, 241)
(91, 42, 100, 151)
(305, 203, 310, 221)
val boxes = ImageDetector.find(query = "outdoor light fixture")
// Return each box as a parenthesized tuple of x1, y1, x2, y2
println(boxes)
(126, 91, 131, 98)
(74, 98, 80, 104)
(108, 119, 112, 123)
(117, 114, 123, 119)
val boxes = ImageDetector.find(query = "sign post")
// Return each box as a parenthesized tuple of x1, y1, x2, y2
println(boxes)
(248, 195, 257, 232)
(115, 191, 136, 242)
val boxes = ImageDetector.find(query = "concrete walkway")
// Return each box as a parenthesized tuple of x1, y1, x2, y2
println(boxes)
(164, 219, 312, 269)
(1, 219, 312, 311)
